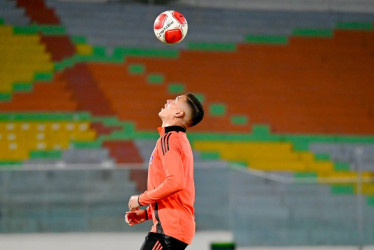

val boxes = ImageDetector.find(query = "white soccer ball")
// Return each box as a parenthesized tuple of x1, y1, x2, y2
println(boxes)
(154, 10, 188, 44)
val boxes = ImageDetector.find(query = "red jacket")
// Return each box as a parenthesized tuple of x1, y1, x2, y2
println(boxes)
(139, 126, 195, 244)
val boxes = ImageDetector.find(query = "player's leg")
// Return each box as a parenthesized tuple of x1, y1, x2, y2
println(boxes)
(140, 233, 165, 250)
(140, 233, 188, 250)
(164, 235, 188, 249)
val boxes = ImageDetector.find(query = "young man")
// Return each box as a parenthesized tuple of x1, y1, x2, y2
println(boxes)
(126, 94, 204, 250)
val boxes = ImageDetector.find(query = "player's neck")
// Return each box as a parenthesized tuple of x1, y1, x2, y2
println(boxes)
(161, 120, 186, 129)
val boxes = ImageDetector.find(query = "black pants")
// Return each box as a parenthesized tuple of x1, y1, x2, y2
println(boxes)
(140, 232, 188, 250)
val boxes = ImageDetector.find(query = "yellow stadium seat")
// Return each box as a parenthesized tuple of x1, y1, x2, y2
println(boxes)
(297, 152, 315, 161)
(0, 26, 13, 35)
(76, 44, 93, 55)
(70, 131, 96, 141)
(0, 121, 97, 161)
(361, 184, 374, 195)
(307, 162, 334, 172)
(0, 31, 52, 92)
(193, 140, 349, 176)
(249, 161, 307, 171)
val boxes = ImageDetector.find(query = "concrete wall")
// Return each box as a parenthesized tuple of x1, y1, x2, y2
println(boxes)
(1, 165, 373, 246)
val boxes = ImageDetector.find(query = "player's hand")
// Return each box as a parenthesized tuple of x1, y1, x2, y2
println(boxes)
(128, 195, 141, 211)
(125, 209, 146, 226)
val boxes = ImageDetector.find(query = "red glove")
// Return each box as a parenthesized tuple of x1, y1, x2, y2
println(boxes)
(125, 209, 147, 226)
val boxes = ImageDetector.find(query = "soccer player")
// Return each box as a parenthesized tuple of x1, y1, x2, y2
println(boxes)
(126, 94, 204, 250)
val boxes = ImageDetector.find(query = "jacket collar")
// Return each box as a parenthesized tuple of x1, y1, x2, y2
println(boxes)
(157, 126, 186, 136)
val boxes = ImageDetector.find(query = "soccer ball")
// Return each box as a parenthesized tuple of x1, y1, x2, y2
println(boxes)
(154, 10, 188, 44)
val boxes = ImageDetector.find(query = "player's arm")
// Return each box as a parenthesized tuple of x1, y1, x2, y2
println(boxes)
(139, 136, 184, 206)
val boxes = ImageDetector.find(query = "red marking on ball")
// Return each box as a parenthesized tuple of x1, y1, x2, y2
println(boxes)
(154, 13, 167, 29)
(165, 29, 183, 44)
(172, 11, 187, 25)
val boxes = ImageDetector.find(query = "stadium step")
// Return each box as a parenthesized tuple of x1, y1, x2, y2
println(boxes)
(13, 25, 66, 35)
(245, 35, 288, 44)
(102, 140, 143, 164)
(336, 22, 373, 30)
(187, 42, 236, 51)
(292, 28, 333, 37)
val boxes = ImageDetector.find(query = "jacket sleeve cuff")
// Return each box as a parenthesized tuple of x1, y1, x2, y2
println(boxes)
(138, 195, 144, 206)
(138, 194, 148, 206)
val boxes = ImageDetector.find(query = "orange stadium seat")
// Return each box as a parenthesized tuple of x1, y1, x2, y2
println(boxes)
(125, 31, 374, 134)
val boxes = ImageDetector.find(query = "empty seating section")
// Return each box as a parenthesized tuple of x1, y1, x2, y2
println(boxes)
(194, 141, 330, 172)
(87, 62, 245, 132)
(45, 0, 374, 50)
(194, 140, 374, 196)
(0, 0, 373, 164)
(0, 75, 77, 111)
(0, 0, 372, 169)
(310, 143, 374, 171)
(87, 63, 169, 130)
(46, 1, 187, 50)
(0, 120, 96, 162)
(2, 0, 374, 134)
(126, 29, 374, 134)
(0, 25, 53, 98)
(194, 141, 318, 171)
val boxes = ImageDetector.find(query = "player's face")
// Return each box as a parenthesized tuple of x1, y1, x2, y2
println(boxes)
(159, 95, 186, 119)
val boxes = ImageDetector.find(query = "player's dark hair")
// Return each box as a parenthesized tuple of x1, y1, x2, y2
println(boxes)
(185, 93, 204, 127)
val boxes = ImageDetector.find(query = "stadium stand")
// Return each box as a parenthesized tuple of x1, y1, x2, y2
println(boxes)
(0, 0, 373, 246)
(193, 141, 374, 196)
(0, 119, 96, 161)
(179, 0, 374, 13)
(310, 143, 374, 172)
(0, 28, 54, 101)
